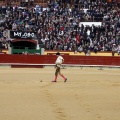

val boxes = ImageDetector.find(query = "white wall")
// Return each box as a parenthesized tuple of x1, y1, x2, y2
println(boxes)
(79, 22, 102, 27)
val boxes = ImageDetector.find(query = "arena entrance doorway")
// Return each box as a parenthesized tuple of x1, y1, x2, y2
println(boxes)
(9, 31, 41, 54)
(11, 39, 41, 54)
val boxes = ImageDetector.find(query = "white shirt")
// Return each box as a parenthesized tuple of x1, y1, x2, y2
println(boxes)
(118, 45, 120, 52)
(55, 56, 64, 65)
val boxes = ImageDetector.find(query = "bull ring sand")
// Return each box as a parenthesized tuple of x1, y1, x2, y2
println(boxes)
(0, 66, 120, 120)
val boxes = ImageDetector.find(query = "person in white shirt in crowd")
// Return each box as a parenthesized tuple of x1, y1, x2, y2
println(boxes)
(78, 45, 83, 53)
(52, 52, 67, 82)
(111, 44, 116, 56)
(12, 22, 17, 30)
(117, 44, 120, 55)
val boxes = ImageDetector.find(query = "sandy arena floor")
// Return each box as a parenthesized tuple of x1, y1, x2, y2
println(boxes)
(0, 67, 120, 120)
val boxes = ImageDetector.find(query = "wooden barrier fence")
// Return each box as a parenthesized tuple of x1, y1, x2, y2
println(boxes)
(0, 54, 120, 68)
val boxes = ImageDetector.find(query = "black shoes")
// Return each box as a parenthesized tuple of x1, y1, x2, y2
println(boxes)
(64, 78, 67, 82)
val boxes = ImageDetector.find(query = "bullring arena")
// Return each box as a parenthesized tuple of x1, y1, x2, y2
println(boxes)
(0, 60, 120, 120)
(1, 0, 120, 119)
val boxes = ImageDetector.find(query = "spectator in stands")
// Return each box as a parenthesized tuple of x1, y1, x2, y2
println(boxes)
(78, 45, 83, 53)
(117, 44, 120, 55)
(112, 44, 116, 56)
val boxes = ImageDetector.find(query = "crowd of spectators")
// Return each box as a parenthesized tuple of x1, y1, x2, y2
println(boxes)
(0, 0, 120, 55)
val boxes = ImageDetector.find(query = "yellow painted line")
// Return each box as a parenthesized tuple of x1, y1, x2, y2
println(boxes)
(45, 52, 119, 56)
(1, 50, 119, 56)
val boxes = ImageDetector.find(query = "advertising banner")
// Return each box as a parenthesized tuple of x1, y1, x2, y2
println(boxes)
(10, 31, 36, 39)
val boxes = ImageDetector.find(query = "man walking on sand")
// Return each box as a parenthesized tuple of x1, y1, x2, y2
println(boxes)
(52, 52, 67, 82)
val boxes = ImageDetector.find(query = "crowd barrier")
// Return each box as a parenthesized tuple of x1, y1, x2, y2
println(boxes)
(0, 54, 120, 68)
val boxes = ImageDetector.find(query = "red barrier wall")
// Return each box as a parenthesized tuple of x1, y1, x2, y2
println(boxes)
(0, 54, 120, 67)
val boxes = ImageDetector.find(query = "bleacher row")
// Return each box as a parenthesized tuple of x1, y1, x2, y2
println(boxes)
(0, 0, 120, 56)
(0, 0, 48, 7)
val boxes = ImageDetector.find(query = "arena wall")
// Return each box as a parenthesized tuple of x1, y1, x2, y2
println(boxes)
(0, 54, 120, 68)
